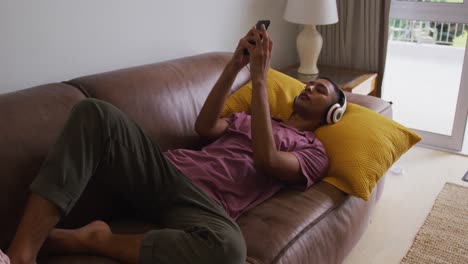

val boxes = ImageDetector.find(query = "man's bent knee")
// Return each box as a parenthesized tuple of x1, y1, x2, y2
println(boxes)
(71, 99, 125, 127)
(72, 98, 112, 116)
(217, 230, 246, 264)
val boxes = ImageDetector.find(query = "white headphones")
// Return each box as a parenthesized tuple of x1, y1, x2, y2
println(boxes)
(326, 89, 347, 124)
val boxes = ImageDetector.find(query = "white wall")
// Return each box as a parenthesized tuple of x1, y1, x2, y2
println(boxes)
(0, 0, 298, 93)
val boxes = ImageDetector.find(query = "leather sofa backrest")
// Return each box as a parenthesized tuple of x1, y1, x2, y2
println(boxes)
(68, 52, 251, 151)
(68, 52, 392, 152)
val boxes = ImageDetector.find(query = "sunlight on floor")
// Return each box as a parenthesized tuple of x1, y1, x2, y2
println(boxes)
(344, 146, 468, 264)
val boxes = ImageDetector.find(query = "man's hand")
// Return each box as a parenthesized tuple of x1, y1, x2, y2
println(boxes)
(229, 27, 256, 73)
(241, 24, 273, 83)
(196, 29, 261, 141)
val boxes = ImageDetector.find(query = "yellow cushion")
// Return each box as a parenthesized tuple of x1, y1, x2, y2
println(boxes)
(221, 69, 304, 121)
(315, 103, 421, 200)
(222, 69, 421, 200)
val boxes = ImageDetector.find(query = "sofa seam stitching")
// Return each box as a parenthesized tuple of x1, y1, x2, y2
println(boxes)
(62, 80, 91, 98)
(271, 196, 346, 264)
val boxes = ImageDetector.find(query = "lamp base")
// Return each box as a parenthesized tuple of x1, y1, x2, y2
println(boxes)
(296, 72, 319, 83)
(296, 25, 322, 75)
(298, 67, 319, 76)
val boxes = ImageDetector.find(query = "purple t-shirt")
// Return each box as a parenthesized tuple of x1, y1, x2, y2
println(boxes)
(164, 113, 328, 219)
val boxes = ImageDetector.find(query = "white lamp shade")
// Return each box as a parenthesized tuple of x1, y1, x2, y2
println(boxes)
(284, 0, 338, 25)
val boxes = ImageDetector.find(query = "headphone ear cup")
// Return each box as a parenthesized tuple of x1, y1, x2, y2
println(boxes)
(333, 108, 344, 123)
(326, 103, 341, 124)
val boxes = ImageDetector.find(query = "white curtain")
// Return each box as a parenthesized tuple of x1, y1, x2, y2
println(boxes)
(318, 0, 391, 97)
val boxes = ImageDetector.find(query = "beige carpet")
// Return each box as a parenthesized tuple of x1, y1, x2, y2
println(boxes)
(401, 183, 468, 264)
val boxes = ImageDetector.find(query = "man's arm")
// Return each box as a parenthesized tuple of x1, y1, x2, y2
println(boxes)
(195, 29, 254, 140)
(194, 63, 237, 140)
(244, 26, 304, 186)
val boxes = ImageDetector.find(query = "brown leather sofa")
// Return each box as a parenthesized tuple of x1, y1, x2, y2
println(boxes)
(0, 52, 391, 264)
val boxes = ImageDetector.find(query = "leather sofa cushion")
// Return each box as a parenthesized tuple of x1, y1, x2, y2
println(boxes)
(239, 177, 385, 264)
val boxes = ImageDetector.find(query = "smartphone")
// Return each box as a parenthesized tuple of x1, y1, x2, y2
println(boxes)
(256, 20, 270, 31)
(244, 20, 271, 55)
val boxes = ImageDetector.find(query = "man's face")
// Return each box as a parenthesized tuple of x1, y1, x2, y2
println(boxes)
(293, 78, 339, 121)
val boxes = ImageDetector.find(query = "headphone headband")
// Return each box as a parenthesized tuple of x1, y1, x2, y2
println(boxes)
(338, 88, 347, 112)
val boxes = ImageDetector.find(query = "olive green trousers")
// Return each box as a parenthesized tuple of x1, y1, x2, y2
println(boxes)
(31, 98, 246, 264)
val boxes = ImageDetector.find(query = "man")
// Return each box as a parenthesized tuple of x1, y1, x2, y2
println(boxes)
(5, 25, 345, 264)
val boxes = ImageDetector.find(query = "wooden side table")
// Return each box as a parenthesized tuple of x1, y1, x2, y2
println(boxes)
(280, 64, 378, 96)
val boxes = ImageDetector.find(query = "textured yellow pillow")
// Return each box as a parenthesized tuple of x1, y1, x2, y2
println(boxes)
(222, 69, 421, 200)
(315, 103, 421, 200)
(221, 68, 304, 120)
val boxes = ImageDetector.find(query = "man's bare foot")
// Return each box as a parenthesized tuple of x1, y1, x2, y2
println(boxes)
(0, 250, 11, 264)
(41, 220, 112, 255)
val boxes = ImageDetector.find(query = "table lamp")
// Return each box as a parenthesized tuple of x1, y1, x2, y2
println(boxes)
(284, 0, 338, 75)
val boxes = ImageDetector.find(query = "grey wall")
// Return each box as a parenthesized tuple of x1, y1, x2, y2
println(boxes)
(0, 0, 298, 93)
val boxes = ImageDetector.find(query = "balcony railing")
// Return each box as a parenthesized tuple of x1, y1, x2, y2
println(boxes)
(389, 19, 467, 47)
